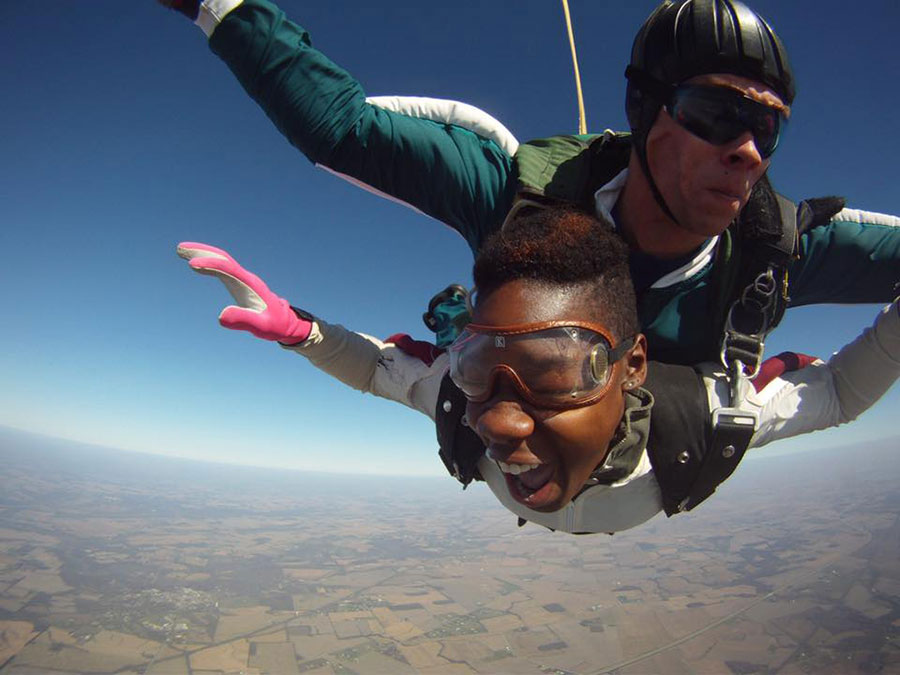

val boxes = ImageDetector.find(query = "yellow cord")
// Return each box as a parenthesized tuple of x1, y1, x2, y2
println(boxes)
(561, 0, 587, 134)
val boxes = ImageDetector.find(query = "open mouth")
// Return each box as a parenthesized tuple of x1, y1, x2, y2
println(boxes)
(497, 460, 556, 508)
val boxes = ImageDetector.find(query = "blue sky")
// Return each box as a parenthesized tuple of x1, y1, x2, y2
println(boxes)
(2, 1, 899, 476)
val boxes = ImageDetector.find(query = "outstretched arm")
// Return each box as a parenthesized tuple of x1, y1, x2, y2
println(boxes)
(743, 299, 900, 448)
(177, 242, 444, 417)
(790, 209, 900, 307)
(161, 0, 518, 252)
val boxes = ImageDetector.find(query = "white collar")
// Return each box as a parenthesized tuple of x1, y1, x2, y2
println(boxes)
(593, 167, 629, 226)
(592, 168, 719, 289)
(477, 450, 661, 534)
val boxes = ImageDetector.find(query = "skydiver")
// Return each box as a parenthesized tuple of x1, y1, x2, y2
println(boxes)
(177, 207, 900, 534)
(159, 0, 900, 370)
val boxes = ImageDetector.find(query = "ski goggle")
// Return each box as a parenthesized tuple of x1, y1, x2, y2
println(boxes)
(666, 84, 786, 159)
(448, 320, 635, 409)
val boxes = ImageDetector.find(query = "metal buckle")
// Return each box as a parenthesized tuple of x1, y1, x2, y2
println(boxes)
(719, 267, 778, 378)
(720, 330, 766, 378)
(711, 407, 759, 434)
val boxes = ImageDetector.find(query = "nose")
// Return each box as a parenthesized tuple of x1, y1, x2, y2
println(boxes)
(722, 130, 764, 169)
(472, 399, 535, 458)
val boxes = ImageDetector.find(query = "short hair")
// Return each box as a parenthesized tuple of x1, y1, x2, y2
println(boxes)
(473, 206, 639, 339)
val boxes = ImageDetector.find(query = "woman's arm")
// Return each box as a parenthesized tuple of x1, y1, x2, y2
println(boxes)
(177, 241, 444, 418)
(744, 299, 900, 448)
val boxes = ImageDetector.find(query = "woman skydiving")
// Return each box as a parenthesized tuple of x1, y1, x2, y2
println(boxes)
(177, 208, 900, 534)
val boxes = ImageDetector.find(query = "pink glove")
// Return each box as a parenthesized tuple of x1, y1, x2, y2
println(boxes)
(176, 242, 312, 345)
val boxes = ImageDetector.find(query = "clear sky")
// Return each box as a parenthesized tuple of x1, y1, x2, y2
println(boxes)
(3, 1, 899, 476)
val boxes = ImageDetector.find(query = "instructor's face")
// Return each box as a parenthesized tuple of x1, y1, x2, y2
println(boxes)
(645, 74, 786, 238)
(463, 280, 646, 513)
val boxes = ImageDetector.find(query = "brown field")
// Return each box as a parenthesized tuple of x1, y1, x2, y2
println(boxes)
(2, 432, 900, 673)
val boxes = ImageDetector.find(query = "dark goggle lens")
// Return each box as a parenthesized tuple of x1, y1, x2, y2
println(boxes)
(668, 86, 783, 159)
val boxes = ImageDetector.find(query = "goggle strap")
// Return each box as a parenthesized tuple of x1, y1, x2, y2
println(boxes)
(607, 334, 636, 365)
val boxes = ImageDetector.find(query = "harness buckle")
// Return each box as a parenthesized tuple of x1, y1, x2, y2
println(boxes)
(678, 404, 758, 513)
(720, 330, 766, 379)
(710, 407, 759, 434)
(719, 266, 779, 378)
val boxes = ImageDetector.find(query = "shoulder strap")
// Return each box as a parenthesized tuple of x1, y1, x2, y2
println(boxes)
(712, 179, 846, 376)
(644, 362, 755, 515)
(435, 373, 484, 487)
(644, 362, 710, 515)
(711, 176, 797, 376)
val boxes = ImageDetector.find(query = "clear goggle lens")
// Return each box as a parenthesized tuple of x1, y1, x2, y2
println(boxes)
(449, 322, 634, 408)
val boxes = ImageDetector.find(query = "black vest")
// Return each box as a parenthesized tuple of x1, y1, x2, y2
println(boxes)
(435, 363, 753, 518)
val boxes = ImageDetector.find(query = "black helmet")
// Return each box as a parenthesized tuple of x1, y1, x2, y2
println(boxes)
(624, 0, 793, 224)
(626, 0, 793, 136)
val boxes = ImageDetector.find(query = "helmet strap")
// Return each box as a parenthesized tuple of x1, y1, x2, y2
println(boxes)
(624, 66, 683, 228)
(634, 131, 681, 228)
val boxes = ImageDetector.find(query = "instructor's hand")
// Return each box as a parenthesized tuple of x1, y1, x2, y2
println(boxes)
(177, 242, 312, 345)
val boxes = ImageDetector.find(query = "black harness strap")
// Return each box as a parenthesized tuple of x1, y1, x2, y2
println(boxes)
(435, 373, 484, 487)
(644, 363, 756, 515)
(709, 188, 845, 492)
(678, 407, 756, 512)
(719, 184, 798, 377)
(717, 185, 846, 378)
(644, 363, 711, 515)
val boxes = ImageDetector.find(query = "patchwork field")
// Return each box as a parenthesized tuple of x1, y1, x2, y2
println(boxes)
(1, 427, 899, 674)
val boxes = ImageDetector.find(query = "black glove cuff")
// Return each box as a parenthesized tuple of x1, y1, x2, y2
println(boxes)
(290, 306, 315, 323)
(164, 0, 201, 21)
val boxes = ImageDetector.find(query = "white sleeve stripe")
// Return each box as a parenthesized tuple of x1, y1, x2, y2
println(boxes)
(315, 164, 429, 217)
(833, 207, 900, 228)
(366, 96, 519, 156)
(197, 0, 244, 38)
(315, 164, 464, 239)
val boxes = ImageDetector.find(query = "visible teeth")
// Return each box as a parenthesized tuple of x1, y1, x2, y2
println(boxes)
(497, 461, 539, 475)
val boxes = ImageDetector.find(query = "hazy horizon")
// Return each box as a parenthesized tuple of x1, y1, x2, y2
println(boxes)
(1, 419, 888, 481)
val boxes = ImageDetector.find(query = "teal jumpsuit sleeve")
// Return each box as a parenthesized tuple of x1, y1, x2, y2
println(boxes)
(789, 209, 900, 306)
(206, 0, 517, 253)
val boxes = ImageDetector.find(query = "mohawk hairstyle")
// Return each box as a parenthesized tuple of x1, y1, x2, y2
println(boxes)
(473, 206, 639, 339)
